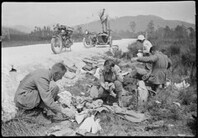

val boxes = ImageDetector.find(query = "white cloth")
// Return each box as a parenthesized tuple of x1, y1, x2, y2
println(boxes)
(143, 40, 152, 53)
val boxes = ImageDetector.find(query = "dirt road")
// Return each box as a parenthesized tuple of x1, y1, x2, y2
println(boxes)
(2, 39, 135, 73)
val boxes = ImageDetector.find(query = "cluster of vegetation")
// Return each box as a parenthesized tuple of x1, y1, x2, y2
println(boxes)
(106, 21, 196, 135)
(111, 20, 196, 84)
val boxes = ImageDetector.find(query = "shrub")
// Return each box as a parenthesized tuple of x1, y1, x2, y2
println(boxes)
(127, 42, 141, 57)
(178, 86, 197, 106)
(145, 87, 184, 121)
(168, 43, 180, 56)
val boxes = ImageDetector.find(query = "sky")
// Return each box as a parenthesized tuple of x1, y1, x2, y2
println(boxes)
(2, 1, 196, 28)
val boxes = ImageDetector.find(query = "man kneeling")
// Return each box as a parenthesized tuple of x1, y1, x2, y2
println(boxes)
(14, 62, 75, 119)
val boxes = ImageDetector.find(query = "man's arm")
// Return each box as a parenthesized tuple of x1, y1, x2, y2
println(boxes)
(113, 65, 123, 82)
(99, 69, 109, 90)
(35, 77, 62, 114)
(137, 55, 158, 63)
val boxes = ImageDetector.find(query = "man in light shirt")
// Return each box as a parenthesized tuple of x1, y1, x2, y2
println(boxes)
(137, 35, 153, 56)
(97, 59, 123, 106)
(137, 35, 153, 70)
(14, 62, 75, 119)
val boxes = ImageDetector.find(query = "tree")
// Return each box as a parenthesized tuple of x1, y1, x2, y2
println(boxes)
(188, 27, 195, 40)
(174, 25, 188, 40)
(164, 26, 172, 38)
(129, 21, 136, 33)
(146, 20, 155, 38)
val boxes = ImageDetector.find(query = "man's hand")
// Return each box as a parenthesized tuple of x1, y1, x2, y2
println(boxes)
(104, 82, 110, 90)
(110, 90, 116, 98)
(142, 73, 151, 80)
(108, 82, 115, 90)
(61, 107, 75, 119)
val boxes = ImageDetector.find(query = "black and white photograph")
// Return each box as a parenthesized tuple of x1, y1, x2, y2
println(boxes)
(1, 1, 196, 136)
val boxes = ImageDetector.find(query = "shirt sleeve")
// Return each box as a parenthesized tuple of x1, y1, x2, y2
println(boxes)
(114, 65, 123, 82)
(137, 55, 158, 63)
(35, 77, 62, 113)
(99, 69, 105, 83)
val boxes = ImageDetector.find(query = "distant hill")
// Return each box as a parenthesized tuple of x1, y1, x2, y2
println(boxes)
(2, 15, 195, 35)
(75, 15, 195, 33)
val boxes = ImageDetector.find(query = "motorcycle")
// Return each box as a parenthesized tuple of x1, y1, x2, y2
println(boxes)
(51, 25, 74, 54)
(83, 30, 112, 48)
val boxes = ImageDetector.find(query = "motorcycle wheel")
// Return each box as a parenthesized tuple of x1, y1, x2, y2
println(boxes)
(83, 37, 94, 48)
(51, 36, 63, 54)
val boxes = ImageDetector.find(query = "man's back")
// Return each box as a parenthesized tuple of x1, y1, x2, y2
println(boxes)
(16, 69, 51, 93)
(153, 52, 170, 70)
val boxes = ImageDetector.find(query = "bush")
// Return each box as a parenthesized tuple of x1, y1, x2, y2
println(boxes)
(178, 86, 197, 106)
(127, 42, 141, 57)
(168, 44, 181, 56)
(145, 87, 184, 121)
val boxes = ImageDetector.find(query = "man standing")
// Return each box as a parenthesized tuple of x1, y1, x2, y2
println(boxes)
(131, 46, 172, 92)
(14, 62, 75, 118)
(99, 8, 108, 33)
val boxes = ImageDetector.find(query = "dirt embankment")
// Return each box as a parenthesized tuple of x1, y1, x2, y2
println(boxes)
(2, 39, 136, 122)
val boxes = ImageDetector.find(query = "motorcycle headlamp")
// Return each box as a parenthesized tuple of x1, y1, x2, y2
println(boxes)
(85, 30, 89, 34)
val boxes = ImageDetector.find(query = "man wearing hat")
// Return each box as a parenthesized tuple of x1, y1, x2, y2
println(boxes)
(137, 35, 153, 71)
(137, 35, 153, 57)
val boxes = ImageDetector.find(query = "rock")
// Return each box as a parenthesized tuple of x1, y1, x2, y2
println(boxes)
(145, 120, 165, 131)
(173, 102, 181, 108)
(137, 81, 149, 109)
(121, 95, 133, 107)
(92, 99, 103, 108)
(90, 85, 99, 98)
(155, 100, 161, 104)
(80, 92, 85, 95)
(167, 124, 174, 128)
(94, 107, 109, 113)
(76, 129, 87, 136)
(64, 71, 76, 79)
(58, 91, 73, 107)
(91, 119, 102, 134)
(47, 127, 76, 136)
(78, 115, 95, 133)
(75, 112, 88, 124)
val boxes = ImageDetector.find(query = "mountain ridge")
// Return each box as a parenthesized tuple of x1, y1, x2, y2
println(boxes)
(2, 15, 195, 34)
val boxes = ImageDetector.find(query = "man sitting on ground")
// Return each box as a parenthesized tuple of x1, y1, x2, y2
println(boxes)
(97, 59, 124, 106)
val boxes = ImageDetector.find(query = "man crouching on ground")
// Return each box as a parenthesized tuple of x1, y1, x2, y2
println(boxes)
(14, 62, 74, 119)
(98, 59, 124, 106)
